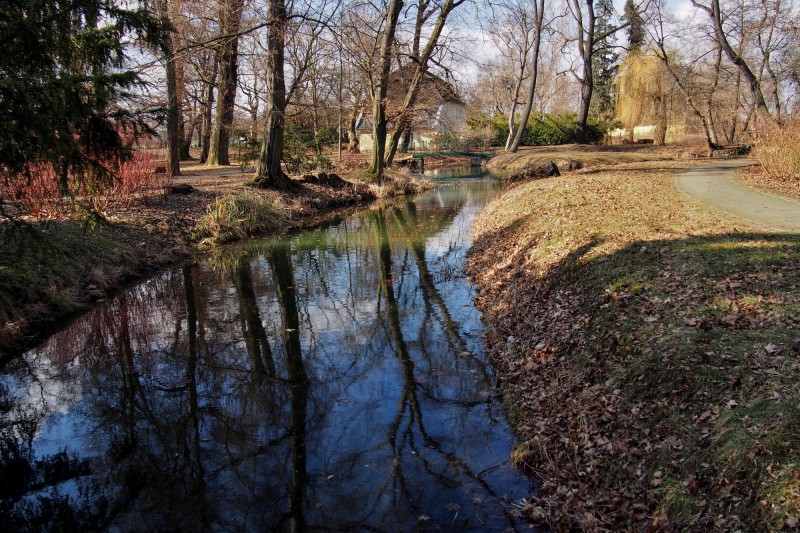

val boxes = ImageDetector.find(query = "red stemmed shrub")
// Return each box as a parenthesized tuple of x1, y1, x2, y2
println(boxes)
(0, 136, 169, 219)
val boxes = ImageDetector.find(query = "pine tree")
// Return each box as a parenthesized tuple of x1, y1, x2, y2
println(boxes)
(589, 0, 619, 122)
(0, 0, 167, 194)
(624, 0, 645, 51)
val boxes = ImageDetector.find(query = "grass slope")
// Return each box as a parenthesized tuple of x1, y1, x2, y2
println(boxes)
(486, 144, 681, 173)
(467, 160, 800, 531)
(0, 220, 184, 359)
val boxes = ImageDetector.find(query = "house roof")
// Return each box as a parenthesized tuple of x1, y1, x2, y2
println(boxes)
(355, 65, 466, 132)
(386, 64, 465, 106)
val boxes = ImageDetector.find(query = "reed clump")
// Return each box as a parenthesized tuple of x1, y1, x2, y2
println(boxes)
(196, 191, 288, 244)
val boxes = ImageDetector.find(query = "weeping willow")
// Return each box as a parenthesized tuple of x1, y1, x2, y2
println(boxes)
(615, 51, 672, 144)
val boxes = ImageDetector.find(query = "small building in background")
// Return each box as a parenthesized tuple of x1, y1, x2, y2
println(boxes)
(357, 66, 467, 153)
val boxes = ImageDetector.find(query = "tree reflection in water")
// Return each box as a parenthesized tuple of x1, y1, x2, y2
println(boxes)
(0, 179, 534, 531)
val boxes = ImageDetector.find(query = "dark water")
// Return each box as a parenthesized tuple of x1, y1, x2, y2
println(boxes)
(0, 176, 534, 531)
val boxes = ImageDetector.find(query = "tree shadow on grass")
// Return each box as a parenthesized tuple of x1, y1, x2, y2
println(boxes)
(471, 228, 800, 528)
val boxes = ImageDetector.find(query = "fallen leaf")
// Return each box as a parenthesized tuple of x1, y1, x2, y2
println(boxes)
(765, 343, 782, 355)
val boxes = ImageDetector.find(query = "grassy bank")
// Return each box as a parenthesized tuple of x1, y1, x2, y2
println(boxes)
(0, 168, 427, 361)
(486, 143, 687, 174)
(467, 160, 800, 530)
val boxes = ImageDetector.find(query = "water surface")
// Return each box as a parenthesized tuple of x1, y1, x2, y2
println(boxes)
(0, 177, 533, 531)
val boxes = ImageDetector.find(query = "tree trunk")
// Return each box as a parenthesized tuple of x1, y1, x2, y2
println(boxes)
(705, 45, 722, 147)
(348, 96, 360, 152)
(509, 0, 545, 152)
(207, 0, 243, 166)
(253, 0, 294, 190)
(182, 116, 197, 158)
(156, 0, 181, 177)
(368, 0, 404, 181)
(176, 46, 189, 160)
(654, 93, 667, 145)
(573, 0, 595, 144)
(199, 59, 218, 164)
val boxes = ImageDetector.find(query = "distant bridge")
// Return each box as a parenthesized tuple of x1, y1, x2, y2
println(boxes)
(410, 150, 494, 160)
(404, 148, 496, 172)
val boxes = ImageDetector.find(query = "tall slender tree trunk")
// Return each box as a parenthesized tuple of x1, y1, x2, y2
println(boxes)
(705, 45, 722, 147)
(654, 92, 668, 145)
(156, 0, 181, 176)
(207, 0, 244, 166)
(176, 45, 189, 160)
(505, 101, 520, 151)
(368, 0, 404, 181)
(199, 59, 218, 164)
(573, 0, 595, 144)
(253, 0, 294, 190)
(509, 0, 545, 152)
(348, 95, 361, 152)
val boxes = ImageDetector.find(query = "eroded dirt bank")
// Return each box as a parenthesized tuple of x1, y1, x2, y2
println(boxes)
(466, 159, 800, 531)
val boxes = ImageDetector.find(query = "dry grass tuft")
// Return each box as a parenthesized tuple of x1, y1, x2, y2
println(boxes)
(196, 191, 288, 244)
(755, 120, 800, 181)
(369, 170, 432, 198)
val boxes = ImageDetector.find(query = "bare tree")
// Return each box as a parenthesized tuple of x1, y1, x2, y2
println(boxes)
(569, 0, 631, 143)
(508, 0, 547, 152)
(154, 0, 181, 176)
(690, 0, 775, 124)
(367, 0, 404, 181)
(650, 3, 722, 151)
(383, 0, 467, 166)
(207, 0, 245, 166)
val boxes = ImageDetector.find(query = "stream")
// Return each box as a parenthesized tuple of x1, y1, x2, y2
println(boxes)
(0, 169, 535, 531)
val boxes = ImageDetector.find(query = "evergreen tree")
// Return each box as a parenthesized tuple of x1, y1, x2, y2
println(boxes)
(624, 0, 646, 51)
(589, 0, 619, 122)
(0, 0, 167, 193)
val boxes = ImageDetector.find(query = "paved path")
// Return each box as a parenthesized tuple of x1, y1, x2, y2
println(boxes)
(675, 158, 800, 232)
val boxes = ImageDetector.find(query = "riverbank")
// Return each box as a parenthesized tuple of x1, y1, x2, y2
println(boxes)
(0, 166, 427, 361)
(466, 159, 800, 530)
(486, 143, 693, 174)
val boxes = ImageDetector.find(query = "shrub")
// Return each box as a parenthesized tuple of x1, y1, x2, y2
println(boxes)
(284, 125, 334, 173)
(196, 192, 288, 244)
(756, 120, 800, 180)
(432, 133, 459, 150)
(0, 140, 167, 219)
(470, 113, 608, 146)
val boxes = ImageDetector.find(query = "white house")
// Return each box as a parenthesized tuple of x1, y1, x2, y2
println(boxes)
(357, 66, 467, 153)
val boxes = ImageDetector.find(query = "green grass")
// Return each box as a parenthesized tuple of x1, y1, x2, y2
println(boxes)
(578, 234, 800, 529)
